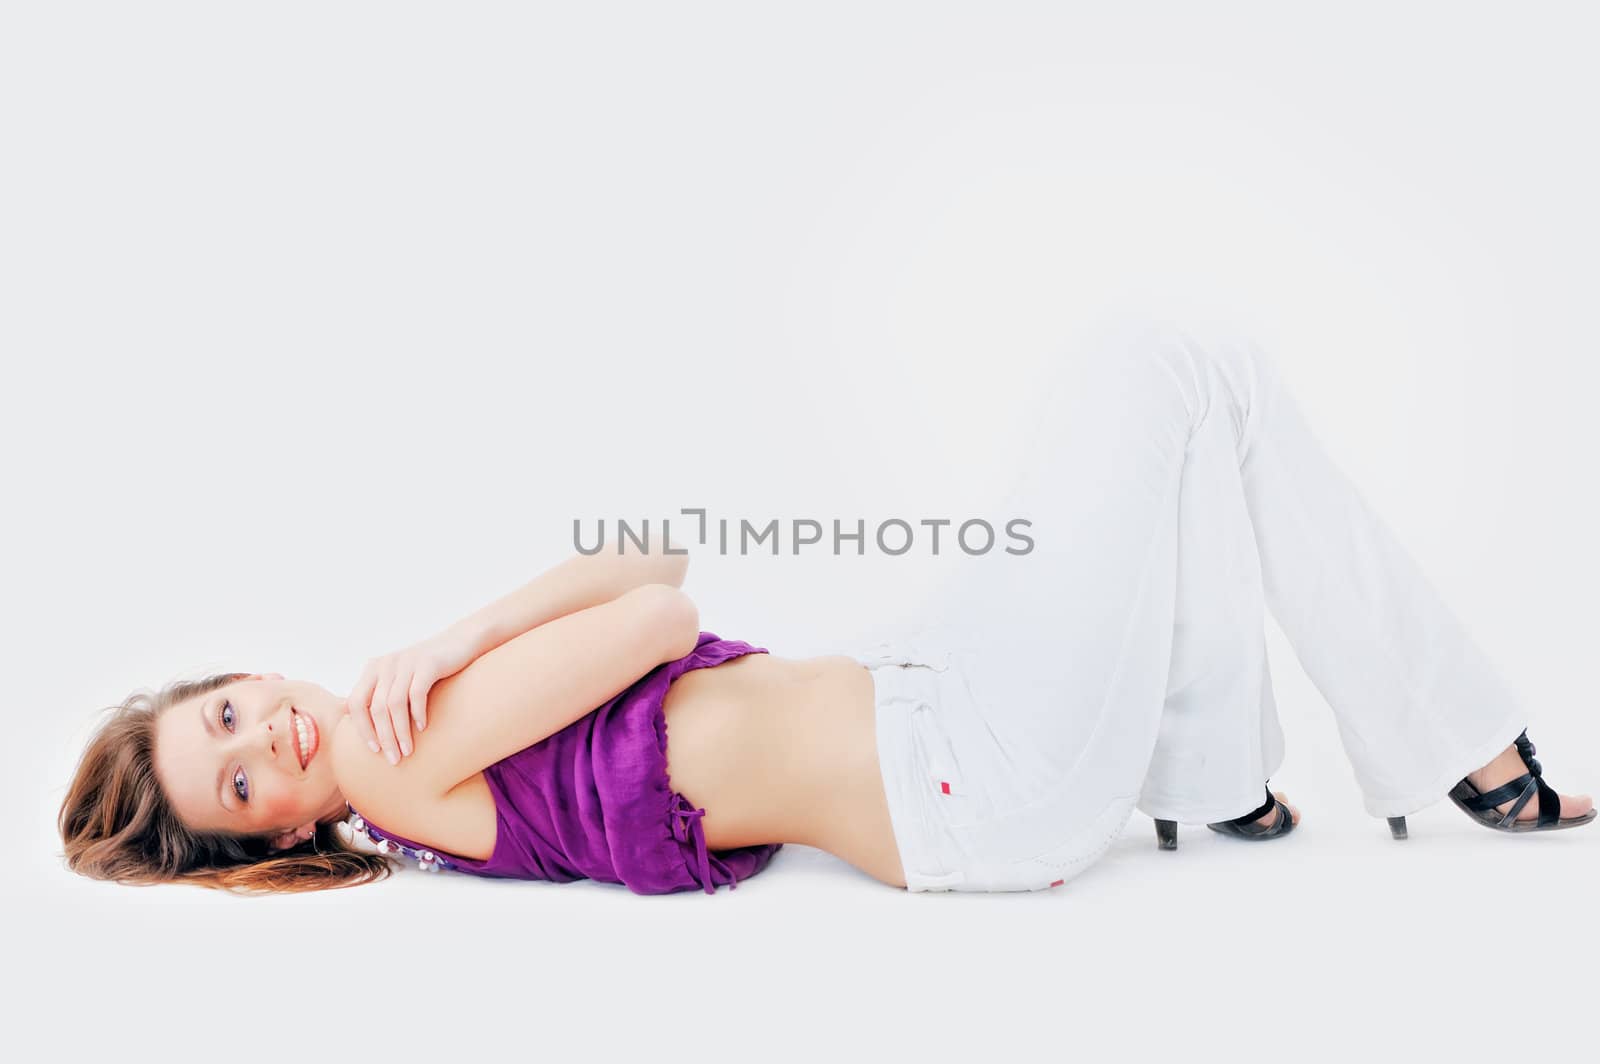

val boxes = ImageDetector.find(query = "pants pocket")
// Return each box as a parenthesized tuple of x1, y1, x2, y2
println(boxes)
(907, 698, 979, 824)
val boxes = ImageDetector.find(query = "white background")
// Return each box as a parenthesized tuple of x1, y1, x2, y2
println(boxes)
(5, 2, 1598, 1060)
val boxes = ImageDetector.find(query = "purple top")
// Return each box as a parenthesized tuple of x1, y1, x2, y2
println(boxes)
(348, 631, 782, 895)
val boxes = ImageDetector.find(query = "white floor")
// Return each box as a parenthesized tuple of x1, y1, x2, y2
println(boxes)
(23, 771, 1599, 1064)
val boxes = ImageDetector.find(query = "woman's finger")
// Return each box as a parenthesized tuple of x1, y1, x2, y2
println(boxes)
(369, 668, 400, 764)
(410, 673, 431, 733)
(345, 665, 382, 754)
(385, 670, 413, 759)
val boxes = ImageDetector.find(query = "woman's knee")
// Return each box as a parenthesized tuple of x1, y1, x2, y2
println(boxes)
(1173, 325, 1285, 455)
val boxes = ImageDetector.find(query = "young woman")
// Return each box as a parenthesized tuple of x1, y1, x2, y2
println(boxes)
(59, 316, 1594, 895)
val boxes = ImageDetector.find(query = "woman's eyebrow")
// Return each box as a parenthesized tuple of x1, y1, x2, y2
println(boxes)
(200, 701, 228, 811)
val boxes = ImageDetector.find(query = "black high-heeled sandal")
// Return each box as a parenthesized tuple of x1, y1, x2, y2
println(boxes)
(1153, 785, 1295, 850)
(1385, 729, 1598, 839)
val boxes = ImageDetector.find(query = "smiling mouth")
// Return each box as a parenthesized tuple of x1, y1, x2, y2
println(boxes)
(291, 707, 319, 770)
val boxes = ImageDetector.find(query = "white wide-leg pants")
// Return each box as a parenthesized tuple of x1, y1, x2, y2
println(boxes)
(858, 315, 1529, 892)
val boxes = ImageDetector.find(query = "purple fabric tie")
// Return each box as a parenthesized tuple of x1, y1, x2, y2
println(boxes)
(670, 797, 714, 894)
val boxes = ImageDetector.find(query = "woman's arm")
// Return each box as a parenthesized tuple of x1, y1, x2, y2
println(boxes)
(332, 582, 700, 857)
(345, 538, 690, 762)
(446, 537, 691, 663)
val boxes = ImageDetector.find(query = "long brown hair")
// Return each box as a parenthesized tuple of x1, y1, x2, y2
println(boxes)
(59, 672, 394, 894)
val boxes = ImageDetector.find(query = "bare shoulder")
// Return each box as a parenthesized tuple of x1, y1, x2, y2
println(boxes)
(329, 713, 498, 861)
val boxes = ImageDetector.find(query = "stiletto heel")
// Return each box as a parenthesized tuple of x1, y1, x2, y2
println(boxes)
(1154, 819, 1178, 850)
(1386, 816, 1408, 840)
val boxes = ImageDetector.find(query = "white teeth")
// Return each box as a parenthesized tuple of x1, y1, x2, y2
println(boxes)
(293, 712, 310, 767)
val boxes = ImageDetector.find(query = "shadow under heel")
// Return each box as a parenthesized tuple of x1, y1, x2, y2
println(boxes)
(1154, 819, 1178, 850)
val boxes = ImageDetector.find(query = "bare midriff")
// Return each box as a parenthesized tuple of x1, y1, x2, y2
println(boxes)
(661, 652, 907, 888)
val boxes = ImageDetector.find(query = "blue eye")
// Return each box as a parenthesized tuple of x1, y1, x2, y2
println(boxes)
(232, 766, 249, 803)
(220, 701, 235, 731)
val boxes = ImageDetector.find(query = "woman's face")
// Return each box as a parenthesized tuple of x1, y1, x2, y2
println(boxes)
(153, 673, 348, 847)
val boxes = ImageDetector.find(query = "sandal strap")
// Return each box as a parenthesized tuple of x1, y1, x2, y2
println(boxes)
(1229, 789, 1290, 837)
(1516, 730, 1563, 826)
(1514, 731, 1542, 778)
(1453, 731, 1569, 829)
(1227, 786, 1279, 828)
(1533, 775, 1563, 827)
(1245, 800, 1292, 837)
(1496, 778, 1540, 828)
(1462, 773, 1536, 814)
(1461, 772, 1564, 828)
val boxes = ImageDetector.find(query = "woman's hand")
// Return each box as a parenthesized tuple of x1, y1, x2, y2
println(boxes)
(345, 624, 483, 765)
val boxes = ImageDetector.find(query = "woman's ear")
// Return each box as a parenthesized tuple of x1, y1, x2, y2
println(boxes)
(269, 822, 317, 852)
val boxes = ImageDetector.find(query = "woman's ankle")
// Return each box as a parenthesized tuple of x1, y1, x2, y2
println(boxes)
(1465, 744, 1523, 791)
